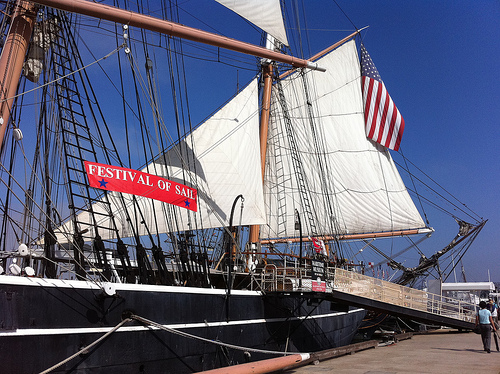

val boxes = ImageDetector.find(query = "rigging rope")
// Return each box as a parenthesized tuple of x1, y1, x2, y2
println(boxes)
(395, 152, 482, 223)
(0, 157, 109, 286)
(0, 44, 125, 105)
(125, 49, 249, 233)
(399, 147, 429, 225)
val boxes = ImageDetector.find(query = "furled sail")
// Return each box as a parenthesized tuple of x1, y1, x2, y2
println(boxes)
(53, 79, 266, 243)
(215, 0, 289, 46)
(260, 40, 426, 239)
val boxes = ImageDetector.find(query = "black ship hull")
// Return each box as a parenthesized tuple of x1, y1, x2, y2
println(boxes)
(0, 275, 364, 373)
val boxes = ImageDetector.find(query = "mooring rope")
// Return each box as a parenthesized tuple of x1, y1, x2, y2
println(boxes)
(38, 313, 308, 373)
(39, 318, 132, 374)
(130, 314, 307, 356)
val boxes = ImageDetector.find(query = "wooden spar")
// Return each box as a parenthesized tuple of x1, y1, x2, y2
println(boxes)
(248, 63, 273, 243)
(260, 228, 434, 245)
(30, 0, 325, 72)
(279, 27, 367, 80)
(0, 1, 36, 151)
(308, 26, 369, 62)
(199, 353, 310, 374)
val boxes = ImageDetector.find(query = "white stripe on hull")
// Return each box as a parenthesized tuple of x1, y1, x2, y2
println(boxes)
(0, 274, 260, 296)
(0, 309, 364, 337)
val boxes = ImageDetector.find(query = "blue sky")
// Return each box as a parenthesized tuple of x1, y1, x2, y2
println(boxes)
(335, 1, 500, 282)
(72, 0, 499, 282)
(175, 0, 499, 282)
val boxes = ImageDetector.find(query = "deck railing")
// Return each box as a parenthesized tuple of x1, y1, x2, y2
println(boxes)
(259, 265, 477, 324)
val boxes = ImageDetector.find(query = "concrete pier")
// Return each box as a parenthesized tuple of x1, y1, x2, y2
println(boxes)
(283, 330, 500, 374)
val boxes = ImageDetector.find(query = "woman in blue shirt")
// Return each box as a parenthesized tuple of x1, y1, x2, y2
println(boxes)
(476, 300, 497, 353)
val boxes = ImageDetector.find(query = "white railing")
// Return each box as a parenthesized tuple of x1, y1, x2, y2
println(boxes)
(260, 265, 476, 324)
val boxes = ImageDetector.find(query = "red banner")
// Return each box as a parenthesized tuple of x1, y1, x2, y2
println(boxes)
(312, 281, 326, 292)
(84, 161, 197, 212)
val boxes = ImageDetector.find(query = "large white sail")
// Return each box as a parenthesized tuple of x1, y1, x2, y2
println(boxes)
(54, 79, 266, 243)
(53, 41, 425, 245)
(215, 0, 288, 46)
(260, 40, 426, 239)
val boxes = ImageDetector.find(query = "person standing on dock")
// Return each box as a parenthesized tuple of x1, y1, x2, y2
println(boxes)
(476, 300, 497, 353)
(487, 298, 498, 327)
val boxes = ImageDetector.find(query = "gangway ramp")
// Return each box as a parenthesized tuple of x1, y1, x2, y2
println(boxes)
(259, 266, 476, 330)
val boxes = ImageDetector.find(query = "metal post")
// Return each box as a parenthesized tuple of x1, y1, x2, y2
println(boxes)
(226, 194, 243, 322)
(295, 209, 302, 289)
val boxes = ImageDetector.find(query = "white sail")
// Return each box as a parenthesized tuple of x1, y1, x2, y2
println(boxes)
(215, 0, 288, 46)
(54, 79, 266, 243)
(260, 40, 425, 239)
(53, 41, 425, 245)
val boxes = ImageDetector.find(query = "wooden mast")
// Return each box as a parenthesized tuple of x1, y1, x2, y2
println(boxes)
(248, 62, 273, 244)
(249, 31, 364, 245)
(0, 1, 36, 151)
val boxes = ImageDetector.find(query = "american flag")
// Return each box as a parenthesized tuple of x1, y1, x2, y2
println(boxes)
(361, 43, 405, 151)
(310, 236, 326, 255)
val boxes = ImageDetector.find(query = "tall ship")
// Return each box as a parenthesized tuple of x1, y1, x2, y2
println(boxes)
(0, 1, 485, 373)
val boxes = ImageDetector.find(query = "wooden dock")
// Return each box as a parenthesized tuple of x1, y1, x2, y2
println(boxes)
(283, 329, 500, 374)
